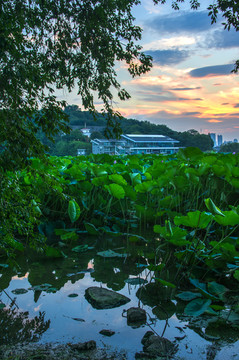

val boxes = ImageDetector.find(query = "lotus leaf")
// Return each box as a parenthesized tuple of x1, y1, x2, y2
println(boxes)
(215, 211, 239, 226)
(109, 174, 127, 186)
(68, 200, 81, 223)
(105, 183, 125, 199)
(176, 292, 202, 301)
(124, 277, 148, 285)
(185, 298, 212, 317)
(97, 249, 127, 258)
(174, 211, 212, 229)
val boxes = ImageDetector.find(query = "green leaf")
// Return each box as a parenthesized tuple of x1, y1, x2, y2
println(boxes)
(153, 224, 189, 246)
(104, 183, 125, 199)
(0, 303, 6, 309)
(109, 174, 127, 186)
(176, 291, 202, 301)
(12, 288, 28, 295)
(124, 278, 148, 285)
(189, 278, 218, 300)
(184, 298, 212, 317)
(155, 278, 176, 288)
(45, 246, 63, 258)
(60, 231, 78, 241)
(97, 249, 127, 258)
(214, 211, 239, 226)
(72, 245, 91, 253)
(0, 264, 9, 268)
(205, 198, 225, 217)
(207, 281, 228, 300)
(174, 211, 212, 229)
(84, 222, 99, 235)
(68, 200, 81, 223)
(135, 181, 154, 193)
(234, 270, 239, 281)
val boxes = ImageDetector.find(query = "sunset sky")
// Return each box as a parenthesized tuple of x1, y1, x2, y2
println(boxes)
(59, 0, 239, 142)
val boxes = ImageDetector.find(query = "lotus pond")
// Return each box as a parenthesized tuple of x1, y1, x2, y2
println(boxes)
(1, 148, 239, 359)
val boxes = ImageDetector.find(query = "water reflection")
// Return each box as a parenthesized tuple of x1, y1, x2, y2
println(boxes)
(0, 297, 50, 344)
(0, 235, 238, 359)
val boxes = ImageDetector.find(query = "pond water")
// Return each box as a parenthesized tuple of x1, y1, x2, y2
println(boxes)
(0, 235, 239, 360)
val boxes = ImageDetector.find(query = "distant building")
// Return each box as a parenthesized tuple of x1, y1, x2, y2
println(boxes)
(91, 134, 180, 155)
(121, 134, 180, 154)
(77, 149, 87, 156)
(217, 134, 223, 147)
(91, 138, 126, 155)
(80, 127, 91, 137)
(209, 133, 216, 146)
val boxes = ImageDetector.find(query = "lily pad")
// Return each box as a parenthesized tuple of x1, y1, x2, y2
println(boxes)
(72, 245, 92, 253)
(125, 278, 148, 285)
(185, 298, 212, 317)
(12, 288, 28, 295)
(176, 291, 202, 301)
(97, 249, 127, 258)
(68, 293, 78, 298)
(0, 264, 9, 268)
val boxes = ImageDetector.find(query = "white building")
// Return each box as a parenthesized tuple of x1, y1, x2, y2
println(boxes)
(91, 134, 181, 155)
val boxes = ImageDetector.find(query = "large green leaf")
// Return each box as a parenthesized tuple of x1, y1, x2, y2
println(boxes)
(207, 281, 228, 300)
(176, 291, 202, 301)
(234, 270, 239, 281)
(189, 278, 218, 300)
(45, 246, 63, 258)
(109, 174, 127, 186)
(215, 211, 239, 226)
(174, 211, 212, 229)
(104, 183, 125, 199)
(205, 198, 225, 217)
(155, 278, 176, 288)
(97, 249, 127, 258)
(84, 223, 99, 235)
(185, 298, 212, 317)
(153, 224, 189, 246)
(135, 181, 154, 193)
(124, 277, 148, 285)
(68, 200, 81, 223)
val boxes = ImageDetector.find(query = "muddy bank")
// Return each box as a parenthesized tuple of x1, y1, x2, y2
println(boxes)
(0, 342, 128, 360)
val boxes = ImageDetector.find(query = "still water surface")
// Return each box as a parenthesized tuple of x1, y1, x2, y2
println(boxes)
(0, 236, 238, 359)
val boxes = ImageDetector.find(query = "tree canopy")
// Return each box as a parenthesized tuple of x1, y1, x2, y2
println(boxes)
(1, 0, 239, 168)
(0, 0, 152, 168)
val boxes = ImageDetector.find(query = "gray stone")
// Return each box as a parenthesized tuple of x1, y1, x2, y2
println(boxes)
(99, 329, 115, 337)
(85, 287, 130, 309)
(69, 340, 96, 351)
(127, 307, 147, 327)
(140, 332, 178, 358)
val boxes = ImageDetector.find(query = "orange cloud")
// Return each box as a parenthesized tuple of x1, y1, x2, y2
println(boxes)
(207, 119, 223, 123)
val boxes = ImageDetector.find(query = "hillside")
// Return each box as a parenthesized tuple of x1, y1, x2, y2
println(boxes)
(64, 105, 213, 151)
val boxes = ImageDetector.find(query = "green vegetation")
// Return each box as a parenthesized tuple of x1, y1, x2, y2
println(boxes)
(220, 142, 239, 153)
(1, 0, 239, 170)
(39, 106, 213, 155)
(1, 149, 239, 321)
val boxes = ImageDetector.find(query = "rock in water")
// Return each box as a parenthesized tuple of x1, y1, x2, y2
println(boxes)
(99, 329, 115, 337)
(126, 307, 147, 327)
(85, 287, 130, 309)
(136, 331, 178, 358)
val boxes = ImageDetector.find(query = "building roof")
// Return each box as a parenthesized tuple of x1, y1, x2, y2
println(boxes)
(91, 138, 124, 143)
(122, 134, 179, 143)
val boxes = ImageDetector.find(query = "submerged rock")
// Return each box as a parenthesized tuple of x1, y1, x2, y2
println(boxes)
(136, 331, 178, 359)
(85, 286, 130, 309)
(69, 340, 96, 351)
(99, 329, 115, 337)
(126, 307, 147, 327)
